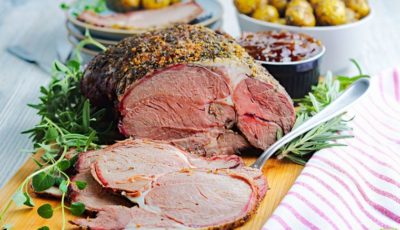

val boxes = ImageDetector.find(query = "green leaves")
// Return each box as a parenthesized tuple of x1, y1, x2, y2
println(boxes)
(37, 226, 50, 230)
(82, 100, 90, 132)
(59, 2, 69, 10)
(59, 180, 69, 193)
(12, 190, 26, 207)
(70, 202, 85, 216)
(277, 64, 367, 165)
(2, 224, 13, 230)
(32, 172, 55, 192)
(23, 192, 35, 207)
(44, 127, 58, 142)
(11, 190, 34, 208)
(37, 204, 53, 219)
(75, 181, 87, 190)
(57, 160, 71, 171)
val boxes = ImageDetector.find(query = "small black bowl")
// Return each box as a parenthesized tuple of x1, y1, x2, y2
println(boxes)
(258, 46, 326, 99)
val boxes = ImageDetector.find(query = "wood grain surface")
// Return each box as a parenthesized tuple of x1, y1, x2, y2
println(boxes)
(0, 155, 303, 229)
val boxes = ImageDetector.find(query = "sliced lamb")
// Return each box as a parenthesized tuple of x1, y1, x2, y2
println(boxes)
(81, 24, 295, 156)
(71, 139, 266, 229)
(71, 206, 184, 229)
(91, 139, 244, 197)
(72, 170, 258, 229)
(68, 148, 132, 212)
(77, 1, 203, 30)
(144, 170, 258, 229)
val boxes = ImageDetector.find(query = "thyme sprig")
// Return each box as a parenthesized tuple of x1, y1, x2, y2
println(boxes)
(276, 63, 369, 165)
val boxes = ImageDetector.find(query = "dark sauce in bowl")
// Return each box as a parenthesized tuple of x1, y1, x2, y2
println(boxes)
(237, 31, 325, 99)
(238, 31, 322, 63)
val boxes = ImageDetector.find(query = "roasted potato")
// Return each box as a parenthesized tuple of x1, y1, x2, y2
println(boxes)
(171, 0, 180, 4)
(315, 0, 346, 25)
(105, 0, 141, 12)
(276, 18, 287, 25)
(308, 0, 320, 7)
(252, 5, 280, 22)
(235, 0, 257, 14)
(344, 0, 370, 18)
(269, 0, 288, 13)
(256, 0, 268, 7)
(142, 0, 170, 9)
(285, 0, 316, 27)
(345, 7, 358, 23)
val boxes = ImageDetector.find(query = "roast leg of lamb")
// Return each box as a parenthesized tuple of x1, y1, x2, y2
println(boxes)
(70, 139, 267, 229)
(81, 24, 296, 156)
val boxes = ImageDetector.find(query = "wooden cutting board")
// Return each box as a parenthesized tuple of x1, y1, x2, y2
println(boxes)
(0, 154, 303, 229)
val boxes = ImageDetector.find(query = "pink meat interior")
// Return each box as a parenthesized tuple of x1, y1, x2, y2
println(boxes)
(119, 64, 295, 154)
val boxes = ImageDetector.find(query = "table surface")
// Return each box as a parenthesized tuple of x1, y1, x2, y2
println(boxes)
(0, 0, 399, 189)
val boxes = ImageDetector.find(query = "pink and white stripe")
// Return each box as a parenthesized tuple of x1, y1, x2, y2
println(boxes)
(263, 68, 400, 229)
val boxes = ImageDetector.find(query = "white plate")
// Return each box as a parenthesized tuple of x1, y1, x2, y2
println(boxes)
(67, 0, 223, 40)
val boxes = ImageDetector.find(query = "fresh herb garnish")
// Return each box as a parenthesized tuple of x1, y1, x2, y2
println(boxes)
(1, 223, 12, 230)
(37, 226, 50, 230)
(60, 0, 107, 14)
(75, 181, 87, 190)
(0, 34, 111, 229)
(37, 204, 53, 219)
(276, 62, 369, 164)
(70, 202, 85, 216)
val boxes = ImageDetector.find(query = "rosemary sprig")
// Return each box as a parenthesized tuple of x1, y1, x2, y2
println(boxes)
(276, 64, 369, 165)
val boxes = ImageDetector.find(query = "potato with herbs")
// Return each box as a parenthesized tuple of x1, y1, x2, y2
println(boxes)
(345, 8, 358, 23)
(308, 0, 320, 7)
(142, 0, 170, 9)
(256, 0, 268, 7)
(105, 0, 141, 12)
(276, 18, 287, 25)
(344, 0, 370, 18)
(285, 0, 316, 27)
(315, 0, 347, 25)
(252, 5, 280, 22)
(269, 0, 288, 13)
(235, 0, 257, 14)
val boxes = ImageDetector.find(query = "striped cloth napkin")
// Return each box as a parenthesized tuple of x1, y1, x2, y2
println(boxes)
(263, 68, 400, 229)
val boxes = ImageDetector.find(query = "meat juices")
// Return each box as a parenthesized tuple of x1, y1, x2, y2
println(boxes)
(81, 25, 296, 156)
(70, 139, 267, 229)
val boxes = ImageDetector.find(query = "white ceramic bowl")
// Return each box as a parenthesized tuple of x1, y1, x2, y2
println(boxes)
(237, 10, 373, 73)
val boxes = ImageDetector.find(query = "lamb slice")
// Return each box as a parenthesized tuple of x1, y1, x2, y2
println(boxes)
(170, 129, 252, 157)
(143, 169, 259, 229)
(91, 139, 243, 197)
(73, 170, 259, 230)
(71, 206, 184, 229)
(69, 170, 132, 212)
(230, 167, 268, 201)
(68, 147, 133, 212)
(74, 149, 104, 172)
(77, 1, 203, 30)
(92, 141, 190, 196)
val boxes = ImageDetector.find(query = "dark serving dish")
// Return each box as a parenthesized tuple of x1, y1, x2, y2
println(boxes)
(238, 31, 325, 99)
(258, 47, 325, 99)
